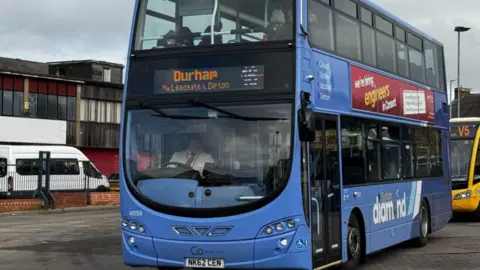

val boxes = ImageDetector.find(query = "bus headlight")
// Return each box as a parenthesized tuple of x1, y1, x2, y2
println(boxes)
(287, 220, 296, 228)
(130, 222, 137, 230)
(476, 190, 480, 195)
(265, 226, 273, 234)
(454, 190, 472, 200)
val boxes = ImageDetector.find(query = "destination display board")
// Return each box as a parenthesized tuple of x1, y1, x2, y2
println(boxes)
(451, 124, 479, 138)
(154, 65, 265, 93)
(350, 65, 435, 123)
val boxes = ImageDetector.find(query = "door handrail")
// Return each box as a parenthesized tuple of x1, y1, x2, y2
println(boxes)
(311, 198, 320, 235)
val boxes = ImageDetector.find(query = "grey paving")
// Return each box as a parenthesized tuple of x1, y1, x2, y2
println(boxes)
(0, 209, 478, 269)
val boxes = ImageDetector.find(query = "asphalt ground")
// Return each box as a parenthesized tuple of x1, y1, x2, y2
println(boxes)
(0, 209, 478, 270)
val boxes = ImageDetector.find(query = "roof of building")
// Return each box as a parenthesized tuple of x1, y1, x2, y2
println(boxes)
(0, 57, 49, 75)
(0, 56, 124, 85)
(450, 93, 480, 118)
(46, 59, 125, 68)
(0, 70, 84, 84)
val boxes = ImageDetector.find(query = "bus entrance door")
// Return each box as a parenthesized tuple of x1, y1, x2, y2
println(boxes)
(309, 113, 342, 269)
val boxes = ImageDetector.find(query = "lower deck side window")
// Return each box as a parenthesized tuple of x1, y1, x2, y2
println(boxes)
(341, 116, 444, 186)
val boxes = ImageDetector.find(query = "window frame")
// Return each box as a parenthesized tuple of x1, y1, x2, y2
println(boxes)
(50, 158, 81, 175)
(334, 0, 358, 19)
(360, 6, 373, 26)
(424, 39, 440, 89)
(103, 68, 112, 82)
(2, 90, 13, 116)
(375, 30, 397, 73)
(13, 91, 24, 117)
(395, 26, 406, 42)
(341, 116, 444, 188)
(0, 158, 6, 178)
(306, 2, 447, 92)
(375, 14, 394, 36)
(395, 40, 409, 78)
(307, 0, 336, 52)
(16, 158, 80, 176)
(28, 93, 38, 118)
(334, 11, 362, 61)
(132, 0, 296, 52)
(37, 93, 48, 119)
(57, 95, 68, 120)
(360, 23, 377, 66)
(47, 94, 58, 119)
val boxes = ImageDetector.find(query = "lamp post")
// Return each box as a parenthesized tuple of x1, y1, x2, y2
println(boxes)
(449, 79, 457, 119)
(454, 26, 471, 118)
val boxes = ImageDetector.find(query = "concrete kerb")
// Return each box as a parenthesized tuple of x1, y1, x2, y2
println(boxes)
(0, 204, 120, 217)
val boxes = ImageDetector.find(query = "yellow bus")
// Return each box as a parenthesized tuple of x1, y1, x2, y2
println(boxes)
(450, 117, 480, 217)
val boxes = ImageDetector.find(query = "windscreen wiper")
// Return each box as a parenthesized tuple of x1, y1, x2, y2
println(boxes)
(138, 102, 210, 120)
(188, 99, 288, 121)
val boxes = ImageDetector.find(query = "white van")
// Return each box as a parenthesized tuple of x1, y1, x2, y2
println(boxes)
(0, 145, 110, 194)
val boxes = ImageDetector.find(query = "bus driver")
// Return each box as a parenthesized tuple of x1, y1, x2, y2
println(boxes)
(168, 136, 214, 177)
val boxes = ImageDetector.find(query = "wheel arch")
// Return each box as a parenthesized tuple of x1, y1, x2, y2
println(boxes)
(422, 197, 432, 234)
(349, 207, 366, 258)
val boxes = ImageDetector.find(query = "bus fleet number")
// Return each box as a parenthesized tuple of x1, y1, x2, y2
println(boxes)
(129, 210, 143, 217)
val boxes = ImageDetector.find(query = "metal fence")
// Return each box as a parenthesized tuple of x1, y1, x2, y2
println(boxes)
(0, 152, 119, 205)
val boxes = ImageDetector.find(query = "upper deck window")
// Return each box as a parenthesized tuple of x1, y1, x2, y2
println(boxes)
(335, 0, 357, 18)
(424, 40, 440, 88)
(376, 31, 396, 73)
(335, 12, 361, 60)
(396, 26, 406, 42)
(360, 7, 372, 25)
(408, 33, 423, 51)
(308, 0, 334, 51)
(375, 15, 393, 36)
(134, 0, 294, 51)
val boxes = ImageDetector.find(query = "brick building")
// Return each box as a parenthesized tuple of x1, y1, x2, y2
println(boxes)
(0, 57, 123, 176)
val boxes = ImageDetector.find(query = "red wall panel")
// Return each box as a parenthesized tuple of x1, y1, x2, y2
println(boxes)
(80, 148, 119, 177)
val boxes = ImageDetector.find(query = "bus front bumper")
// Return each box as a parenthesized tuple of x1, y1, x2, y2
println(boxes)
(121, 226, 312, 269)
(452, 190, 480, 212)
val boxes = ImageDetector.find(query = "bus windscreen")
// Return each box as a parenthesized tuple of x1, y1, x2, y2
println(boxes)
(450, 124, 477, 190)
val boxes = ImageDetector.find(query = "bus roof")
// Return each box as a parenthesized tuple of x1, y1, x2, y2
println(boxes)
(450, 117, 480, 123)
(361, 0, 443, 46)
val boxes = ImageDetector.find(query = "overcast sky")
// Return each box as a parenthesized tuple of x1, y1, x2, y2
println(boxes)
(1, 0, 479, 98)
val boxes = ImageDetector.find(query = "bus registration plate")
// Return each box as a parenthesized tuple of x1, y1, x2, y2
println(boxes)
(184, 258, 225, 268)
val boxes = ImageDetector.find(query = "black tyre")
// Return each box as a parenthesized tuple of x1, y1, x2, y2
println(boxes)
(343, 214, 364, 268)
(411, 200, 430, 247)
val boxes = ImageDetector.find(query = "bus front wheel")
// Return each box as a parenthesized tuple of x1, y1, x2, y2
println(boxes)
(343, 214, 364, 268)
(411, 200, 430, 247)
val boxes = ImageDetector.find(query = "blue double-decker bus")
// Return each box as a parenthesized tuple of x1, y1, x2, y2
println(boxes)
(120, 0, 451, 269)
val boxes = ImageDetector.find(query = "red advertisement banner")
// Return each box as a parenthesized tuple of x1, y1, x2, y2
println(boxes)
(351, 65, 434, 122)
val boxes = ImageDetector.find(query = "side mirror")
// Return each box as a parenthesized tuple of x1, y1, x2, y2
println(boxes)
(298, 108, 315, 142)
